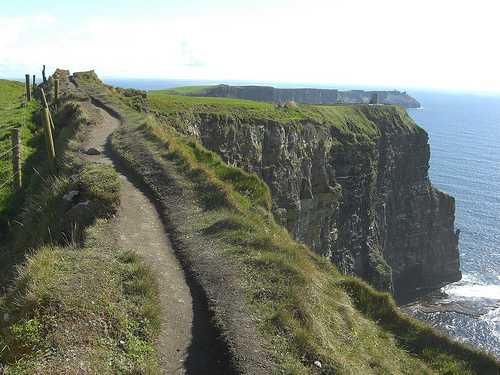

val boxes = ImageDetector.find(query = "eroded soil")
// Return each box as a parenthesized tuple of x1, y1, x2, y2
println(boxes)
(81, 105, 225, 374)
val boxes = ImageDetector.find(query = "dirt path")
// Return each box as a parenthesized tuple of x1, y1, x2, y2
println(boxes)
(81, 106, 224, 374)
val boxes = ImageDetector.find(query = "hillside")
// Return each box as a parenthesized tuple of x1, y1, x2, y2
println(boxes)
(146, 90, 460, 300)
(1, 71, 499, 374)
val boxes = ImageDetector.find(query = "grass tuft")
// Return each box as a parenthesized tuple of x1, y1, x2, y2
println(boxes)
(4, 75, 498, 374)
(1, 221, 160, 373)
(0, 77, 160, 373)
(131, 89, 500, 374)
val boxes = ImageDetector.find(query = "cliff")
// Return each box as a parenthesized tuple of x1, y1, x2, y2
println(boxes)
(160, 100, 460, 299)
(160, 84, 421, 108)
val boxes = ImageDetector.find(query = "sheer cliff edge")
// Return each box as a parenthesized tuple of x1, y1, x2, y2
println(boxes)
(154, 84, 421, 109)
(168, 102, 461, 300)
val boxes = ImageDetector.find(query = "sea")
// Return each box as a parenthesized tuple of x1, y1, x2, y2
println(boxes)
(405, 89, 500, 357)
(103, 78, 500, 356)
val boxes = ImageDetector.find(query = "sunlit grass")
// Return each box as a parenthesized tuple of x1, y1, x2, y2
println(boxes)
(1, 76, 160, 373)
(0, 220, 160, 373)
(150, 85, 216, 95)
(0, 79, 39, 214)
(3, 72, 498, 374)
(122, 103, 500, 374)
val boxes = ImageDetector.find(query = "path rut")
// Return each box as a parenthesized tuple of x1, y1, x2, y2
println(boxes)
(82, 106, 224, 374)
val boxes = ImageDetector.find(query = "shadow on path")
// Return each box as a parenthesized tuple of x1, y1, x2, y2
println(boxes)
(83, 103, 227, 374)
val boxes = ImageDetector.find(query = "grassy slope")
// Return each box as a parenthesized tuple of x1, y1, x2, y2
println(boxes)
(1, 75, 499, 374)
(0, 80, 39, 229)
(149, 85, 217, 95)
(135, 91, 499, 373)
(146, 92, 419, 134)
(0, 77, 160, 373)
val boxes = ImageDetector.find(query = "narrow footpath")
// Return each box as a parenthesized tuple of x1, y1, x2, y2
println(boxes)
(81, 105, 224, 374)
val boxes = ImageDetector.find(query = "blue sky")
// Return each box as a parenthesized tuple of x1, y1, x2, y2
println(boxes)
(1, 0, 499, 92)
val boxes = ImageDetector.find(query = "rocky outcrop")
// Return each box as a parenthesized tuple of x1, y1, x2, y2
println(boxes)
(179, 104, 460, 299)
(178, 85, 421, 108)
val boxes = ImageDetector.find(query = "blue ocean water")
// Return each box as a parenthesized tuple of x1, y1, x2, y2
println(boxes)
(102, 77, 500, 355)
(407, 90, 500, 356)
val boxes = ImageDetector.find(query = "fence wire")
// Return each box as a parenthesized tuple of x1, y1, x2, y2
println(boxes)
(0, 92, 28, 190)
(0, 170, 21, 190)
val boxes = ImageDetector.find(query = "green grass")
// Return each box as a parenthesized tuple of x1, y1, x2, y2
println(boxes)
(150, 85, 216, 95)
(0, 76, 160, 373)
(0, 220, 160, 374)
(0, 78, 119, 286)
(147, 92, 278, 116)
(3, 73, 499, 374)
(146, 92, 419, 143)
(161, 136, 271, 212)
(133, 92, 500, 374)
(0, 79, 39, 216)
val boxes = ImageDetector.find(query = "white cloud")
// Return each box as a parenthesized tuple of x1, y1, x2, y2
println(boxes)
(0, 13, 55, 47)
(1, 1, 499, 92)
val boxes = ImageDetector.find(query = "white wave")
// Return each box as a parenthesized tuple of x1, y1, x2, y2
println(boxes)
(483, 307, 500, 322)
(445, 282, 500, 300)
(481, 308, 500, 343)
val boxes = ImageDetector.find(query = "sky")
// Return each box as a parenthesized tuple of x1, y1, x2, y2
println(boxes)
(1, 0, 499, 92)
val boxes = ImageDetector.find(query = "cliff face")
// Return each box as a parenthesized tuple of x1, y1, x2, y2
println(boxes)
(180, 104, 460, 299)
(182, 85, 421, 108)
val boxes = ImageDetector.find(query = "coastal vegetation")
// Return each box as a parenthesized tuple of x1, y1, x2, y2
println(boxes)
(149, 84, 422, 109)
(0, 80, 38, 241)
(0, 73, 499, 373)
(0, 77, 160, 373)
(151, 85, 215, 95)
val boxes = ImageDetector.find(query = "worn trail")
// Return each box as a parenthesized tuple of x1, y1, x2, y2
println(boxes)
(81, 105, 222, 374)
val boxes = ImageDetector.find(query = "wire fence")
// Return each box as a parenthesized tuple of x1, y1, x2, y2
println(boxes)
(21, 89, 27, 160)
(0, 170, 21, 190)
(0, 91, 28, 191)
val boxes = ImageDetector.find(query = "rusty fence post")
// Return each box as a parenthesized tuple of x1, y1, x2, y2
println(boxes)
(54, 79, 59, 102)
(40, 108, 56, 172)
(25, 74, 31, 101)
(40, 88, 55, 130)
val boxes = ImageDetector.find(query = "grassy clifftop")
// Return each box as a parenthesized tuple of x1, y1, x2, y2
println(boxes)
(0, 76, 159, 373)
(1, 73, 499, 374)
(149, 84, 421, 108)
(131, 91, 499, 374)
(147, 92, 420, 141)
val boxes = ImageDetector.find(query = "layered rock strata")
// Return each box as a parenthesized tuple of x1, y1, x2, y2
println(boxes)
(179, 104, 460, 299)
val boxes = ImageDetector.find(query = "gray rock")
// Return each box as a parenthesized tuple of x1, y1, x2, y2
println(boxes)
(85, 147, 100, 155)
(63, 190, 80, 201)
(61, 200, 95, 237)
(183, 105, 460, 298)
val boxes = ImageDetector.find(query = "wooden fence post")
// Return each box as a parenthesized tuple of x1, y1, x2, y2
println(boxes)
(32, 74, 36, 90)
(42, 65, 47, 84)
(40, 108, 56, 172)
(25, 74, 31, 101)
(40, 88, 55, 130)
(11, 128, 22, 191)
(54, 79, 59, 102)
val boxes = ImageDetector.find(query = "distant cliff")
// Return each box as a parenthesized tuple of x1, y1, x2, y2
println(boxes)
(168, 102, 460, 299)
(170, 84, 421, 109)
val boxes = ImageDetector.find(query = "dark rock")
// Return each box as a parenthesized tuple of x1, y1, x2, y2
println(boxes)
(85, 147, 100, 155)
(62, 190, 80, 212)
(186, 105, 460, 297)
(60, 200, 95, 237)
